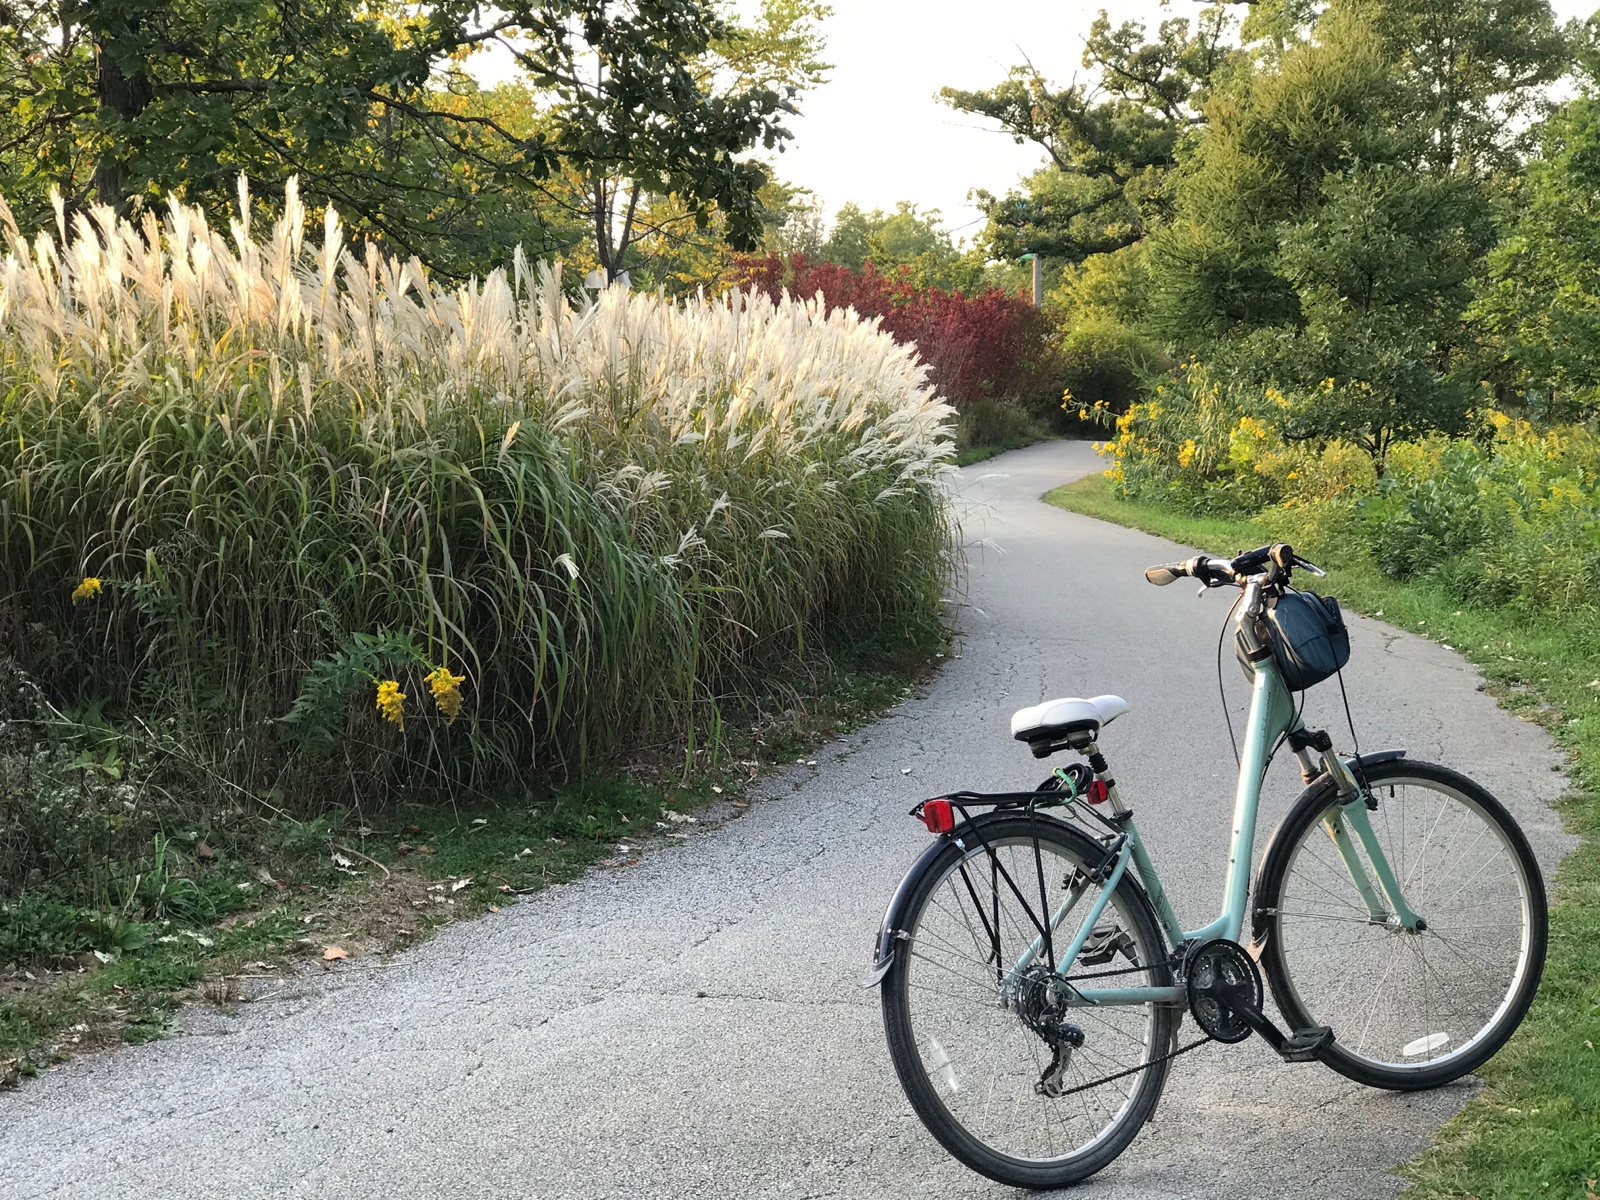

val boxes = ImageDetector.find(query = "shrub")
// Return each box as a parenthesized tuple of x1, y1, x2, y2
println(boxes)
(733, 253, 1055, 419)
(1055, 314, 1168, 417)
(0, 182, 957, 820)
(1360, 416, 1600, 613)
(1094, 361, 1290, 512)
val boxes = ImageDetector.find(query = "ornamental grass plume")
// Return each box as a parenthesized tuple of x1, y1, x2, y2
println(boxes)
(0, 178, 956, 803)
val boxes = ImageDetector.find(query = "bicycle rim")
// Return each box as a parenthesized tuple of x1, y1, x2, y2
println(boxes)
(889, 825, 1172, 1175)
(1269, 770, 1541, 1078)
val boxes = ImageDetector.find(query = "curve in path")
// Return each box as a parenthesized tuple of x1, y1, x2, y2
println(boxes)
(0, 441, 1572, 1200)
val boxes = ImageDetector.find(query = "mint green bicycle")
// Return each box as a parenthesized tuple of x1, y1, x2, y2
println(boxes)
(867, 543, 1548, 1189)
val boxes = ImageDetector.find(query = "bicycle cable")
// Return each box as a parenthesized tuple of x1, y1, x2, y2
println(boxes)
(1216, 590, 1244, 765)
(1335, 664, 1366, 791)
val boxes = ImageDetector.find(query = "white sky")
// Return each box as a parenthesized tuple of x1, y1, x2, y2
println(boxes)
(774, 0, 1168, 241)
(772, 0, 1597, 245)
(470, 0, 1598, 248)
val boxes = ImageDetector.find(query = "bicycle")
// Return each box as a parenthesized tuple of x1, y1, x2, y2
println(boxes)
(865, 543, 1548, 1189)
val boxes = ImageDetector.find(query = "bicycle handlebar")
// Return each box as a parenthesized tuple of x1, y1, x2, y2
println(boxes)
(1144, 543, 1324, 588)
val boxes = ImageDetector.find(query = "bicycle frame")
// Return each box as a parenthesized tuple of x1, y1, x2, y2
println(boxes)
(1000, 584, 1424, 1011)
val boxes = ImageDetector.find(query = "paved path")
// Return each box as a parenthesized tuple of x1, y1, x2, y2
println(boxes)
(1, 441, 1573, 1199)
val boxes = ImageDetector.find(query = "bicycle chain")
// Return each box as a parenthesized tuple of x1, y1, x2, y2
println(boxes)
(1047, 1033, 1214, 1099)
(1047, 951, 1201, 1099)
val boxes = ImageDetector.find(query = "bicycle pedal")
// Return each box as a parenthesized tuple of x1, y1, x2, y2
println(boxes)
(1277, 1025, 1335, 1062)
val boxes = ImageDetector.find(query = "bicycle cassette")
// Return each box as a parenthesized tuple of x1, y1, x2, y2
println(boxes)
(1184, 939, 1262, 1044)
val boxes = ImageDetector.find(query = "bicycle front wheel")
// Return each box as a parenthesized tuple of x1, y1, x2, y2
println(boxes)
(1256, 758, 1547, 1090)
(881, 814, 1177, 1189)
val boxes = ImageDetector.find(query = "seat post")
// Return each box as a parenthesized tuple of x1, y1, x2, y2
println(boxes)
(1082, 741, 1127, 814)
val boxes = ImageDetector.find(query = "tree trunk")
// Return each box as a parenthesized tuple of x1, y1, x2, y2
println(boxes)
(92, 13, 154, 210)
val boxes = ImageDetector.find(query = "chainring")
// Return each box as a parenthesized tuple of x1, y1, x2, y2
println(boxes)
(1184, 938, 1262, 1044)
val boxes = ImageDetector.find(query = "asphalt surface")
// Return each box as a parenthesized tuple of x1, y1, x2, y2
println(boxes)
(1, 441, 1574, 1199)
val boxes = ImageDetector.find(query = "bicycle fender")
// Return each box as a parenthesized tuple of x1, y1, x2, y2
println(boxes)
(863, 833, 950, 988)
(863, 813, 1005, 988)
(1248, 748, 1407, 949)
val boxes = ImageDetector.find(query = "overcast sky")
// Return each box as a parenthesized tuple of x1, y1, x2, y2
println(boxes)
(772, 0, 1597, 245)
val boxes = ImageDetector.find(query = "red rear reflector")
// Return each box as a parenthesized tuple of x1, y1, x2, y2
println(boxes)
(1087, 781, 1109, 805)
(920, 799, 955, 833)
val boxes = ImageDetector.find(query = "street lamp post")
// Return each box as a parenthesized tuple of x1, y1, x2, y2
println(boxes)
(1019, 253, 1043, 308)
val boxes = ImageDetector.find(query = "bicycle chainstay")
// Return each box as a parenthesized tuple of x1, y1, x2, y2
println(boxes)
(1024, 949, 1209, 1100)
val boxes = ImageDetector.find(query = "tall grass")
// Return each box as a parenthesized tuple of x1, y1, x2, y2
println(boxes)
(0, 179, 955, 851)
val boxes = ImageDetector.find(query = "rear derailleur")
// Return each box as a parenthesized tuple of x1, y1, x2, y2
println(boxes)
(1014, 963, 1087, 1097)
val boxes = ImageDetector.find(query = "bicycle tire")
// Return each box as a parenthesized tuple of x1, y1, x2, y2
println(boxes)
(882, 813, 1178, 1189)
(1254, 758, 1547, 1091)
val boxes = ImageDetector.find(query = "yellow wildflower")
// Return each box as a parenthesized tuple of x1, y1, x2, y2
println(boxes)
(71, 577, 102, 604)
(1177, 438, 1197, 468)
(376, 679, 406, 730)
(425, 666, 466, 724)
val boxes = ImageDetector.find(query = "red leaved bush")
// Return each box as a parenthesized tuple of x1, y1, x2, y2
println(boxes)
(732, 254, 1051, 409)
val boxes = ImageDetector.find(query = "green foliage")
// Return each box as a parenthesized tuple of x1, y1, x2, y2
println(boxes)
(1371, 0, 1571, 175)
(818, 202, 984, 292)
(1476, 68, 1600, 419)
(1148, 1, 1521, 457)
(955, 398, 1048, 457)
(0, 896, 148, 964)
(945, 7, 1237, 265)
(1056, 314, 1168, 416)
(0, 0, 801, 278)
(281, 632, 428, 757)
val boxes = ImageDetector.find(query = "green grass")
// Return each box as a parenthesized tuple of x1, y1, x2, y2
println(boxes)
(1048, 474, 1600, 1199)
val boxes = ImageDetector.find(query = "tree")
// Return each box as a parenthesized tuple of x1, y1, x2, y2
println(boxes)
(1147, 0, 1523, 462)
(1372, 0, 1571, 175)
(942, 6, 1236, 265)
(553, 0, 831, 279)
(1475, 23, 1600, 418)
(816, 202, 982, 291)
(0, 0, 805, 277)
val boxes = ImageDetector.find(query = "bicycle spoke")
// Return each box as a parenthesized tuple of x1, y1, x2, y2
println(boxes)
(1273, 773, 1538, 1075)
(895, 829, 1172, 1167)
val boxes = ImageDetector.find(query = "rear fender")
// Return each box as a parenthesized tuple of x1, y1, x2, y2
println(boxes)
(861, 814, 997, 988)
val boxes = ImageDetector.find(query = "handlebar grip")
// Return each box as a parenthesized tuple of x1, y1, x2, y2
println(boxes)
(1145, 563, 1186, 586)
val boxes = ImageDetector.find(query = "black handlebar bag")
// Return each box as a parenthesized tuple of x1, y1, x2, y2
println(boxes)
(1237, 591, 1351, 691)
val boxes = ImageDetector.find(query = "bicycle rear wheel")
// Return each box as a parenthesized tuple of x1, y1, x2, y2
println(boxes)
(881, 814, 1177, 1189)
(1256, 758, 1547, 1090)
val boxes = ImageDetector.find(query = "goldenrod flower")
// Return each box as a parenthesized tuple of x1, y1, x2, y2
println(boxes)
(425, 666, 466, 724)
(71, 577, 102, 604)
(376, 679, 406, 729)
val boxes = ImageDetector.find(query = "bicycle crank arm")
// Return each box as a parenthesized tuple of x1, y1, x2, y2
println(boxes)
(1185, 939, 1334, 1063)
(1233, 1002, 1335, 1063)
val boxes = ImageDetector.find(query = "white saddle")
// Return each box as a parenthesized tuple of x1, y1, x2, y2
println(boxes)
(1010, 695, 1130, 748)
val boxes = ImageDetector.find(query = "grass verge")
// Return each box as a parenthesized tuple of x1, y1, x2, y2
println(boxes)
(1048, 473, 1600, 1200)
(1, 628, 937, 1088)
